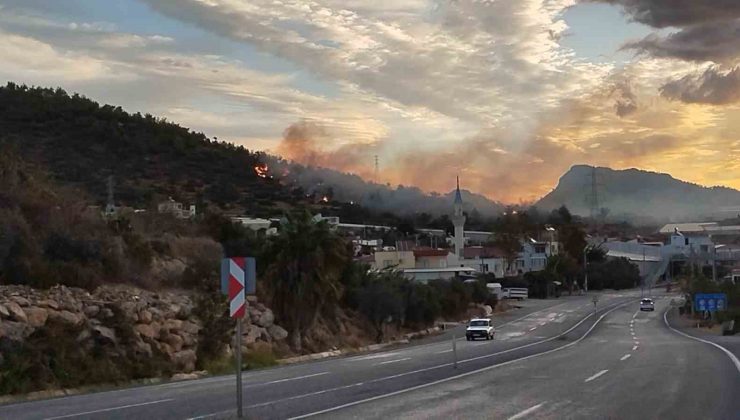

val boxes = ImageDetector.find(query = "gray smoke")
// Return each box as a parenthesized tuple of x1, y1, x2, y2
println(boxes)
(660, 66, 740, 105)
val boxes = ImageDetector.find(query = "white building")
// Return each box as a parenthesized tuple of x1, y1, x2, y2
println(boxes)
(157, 198, 196, 219)
(231, 217, 278, 236)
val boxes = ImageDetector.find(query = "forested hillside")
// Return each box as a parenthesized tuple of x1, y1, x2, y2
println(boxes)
(0, 83, 302, 217)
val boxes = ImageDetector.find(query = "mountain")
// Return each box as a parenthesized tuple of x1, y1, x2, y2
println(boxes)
(536, 165, 740, 224)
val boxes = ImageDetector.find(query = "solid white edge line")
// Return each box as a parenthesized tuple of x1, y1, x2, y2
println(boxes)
(663, 308, 740, 374)
(584, 369, 609, 383)
(287, 299, 633, 419)
(507, 402, 545, 420)
(43, 399, 174, 420)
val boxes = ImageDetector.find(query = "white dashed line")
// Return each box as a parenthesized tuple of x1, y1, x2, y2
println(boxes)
(266, 372, 329, 384)
(508, 403, 545, 420)
(45, 399, 174, 420)
(584, 369, 609, 383)
(529, 327, 537, 331)
(377, 358, 411, 365)
(632, 345, 638, 351)
(620, 354, 631, 361)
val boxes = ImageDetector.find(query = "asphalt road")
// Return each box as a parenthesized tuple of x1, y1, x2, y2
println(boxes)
(323, 297, 740, 420)
(1, 292, 638, 420)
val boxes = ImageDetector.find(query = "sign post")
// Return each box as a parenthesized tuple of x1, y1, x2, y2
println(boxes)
(221, 257, 257, 419)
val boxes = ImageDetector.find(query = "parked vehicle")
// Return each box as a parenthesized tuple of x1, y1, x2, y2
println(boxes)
(502, 287, 528, 300)
(466, 318, 495, 341)
(486, 282, 503, 298)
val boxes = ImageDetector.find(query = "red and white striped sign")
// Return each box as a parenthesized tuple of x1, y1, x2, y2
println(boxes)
(227, 257, 246, 318)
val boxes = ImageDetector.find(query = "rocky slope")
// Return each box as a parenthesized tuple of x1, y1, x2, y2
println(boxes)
(0, 284, 287, 391)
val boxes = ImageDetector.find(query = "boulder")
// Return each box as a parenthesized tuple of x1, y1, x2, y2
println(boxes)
(100, 307, 114, 319)
(24, 307, 48, 328)
(243, 326, 264, 345)
(48, 310, 82, 326)
(171, 372, 199, 381)
(180, 321, 200, 335)
(163, 319, 183, 332)
(172, 349, 197, 372)
(268, 325, 288, 341)
(84, 305, 100, 317)
(0, 303, 9, 318)
(76, 328, 92, 343)
(93, 325, 117, 344)
(134, 323, 158, 339)
(133, 340, 153, 357)
(163, 333, 184, 352)
(12, 296, 30, 307)
(181, 333, 197, 347)
(257, 309, 274, 328)
(138, 309, 153, 324)
(119, 302, 139, 322)
(6, 301, 27, 323)
(0, 320, 31, 341)
(38, 299, 60, 310)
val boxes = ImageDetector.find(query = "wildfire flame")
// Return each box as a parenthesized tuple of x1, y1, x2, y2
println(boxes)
(254, 163, 269, 179)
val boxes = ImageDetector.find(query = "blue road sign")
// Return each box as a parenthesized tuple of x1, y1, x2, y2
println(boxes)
(694, 293, 727, 312)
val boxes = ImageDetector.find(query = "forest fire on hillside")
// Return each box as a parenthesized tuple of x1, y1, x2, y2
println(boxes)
(254, 163, 269, 179)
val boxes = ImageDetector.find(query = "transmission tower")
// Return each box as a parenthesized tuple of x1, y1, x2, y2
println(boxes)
(374, 155, 379, 182)
(585, 166, 605, 219)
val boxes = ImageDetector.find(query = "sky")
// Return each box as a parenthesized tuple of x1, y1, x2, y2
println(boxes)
(1, 0, 738, 203)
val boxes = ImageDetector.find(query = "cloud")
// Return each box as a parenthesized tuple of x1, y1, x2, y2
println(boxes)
(141, 0, 610, 129)
(660, 66, 740, 105)
(596, 0, 740, 28)
(624, 21, 740, 63)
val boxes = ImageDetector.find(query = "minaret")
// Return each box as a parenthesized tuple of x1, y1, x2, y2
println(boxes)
(452, 176, 466, 259)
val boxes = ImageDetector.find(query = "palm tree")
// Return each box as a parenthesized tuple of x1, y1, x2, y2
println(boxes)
(264, 210, 349, 351)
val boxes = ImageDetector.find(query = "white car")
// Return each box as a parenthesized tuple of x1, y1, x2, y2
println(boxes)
(640, 298, 655, 311)
(466, 318, 495, 341)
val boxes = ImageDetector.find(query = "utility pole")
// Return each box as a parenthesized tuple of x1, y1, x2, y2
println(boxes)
(583, 245, 589, 292)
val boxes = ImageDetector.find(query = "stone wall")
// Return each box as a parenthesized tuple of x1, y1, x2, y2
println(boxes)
(0, 284, 287, 377)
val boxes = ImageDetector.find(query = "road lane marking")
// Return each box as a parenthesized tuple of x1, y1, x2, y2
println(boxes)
(664, 309, 740, 374)
(529, 327, 537, 331)
(508, 403, 545, 420)
(435, 349, 453, 354)
(584, 370, 609, 383)
(377, 358, 411, 365)
(351, 352, 401, 361)
(267, 372, 329, 384)
(632, 345, 638, 351)
(620, 354, 631, 361)
(44, 399, 174, 420)
(286, 300, 634, 419)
